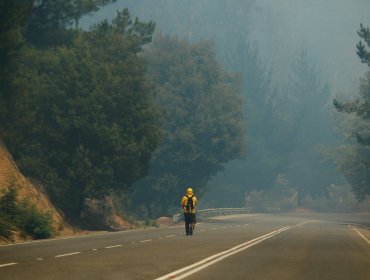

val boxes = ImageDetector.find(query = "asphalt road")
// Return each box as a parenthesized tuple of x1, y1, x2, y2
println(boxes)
(0, 213, 369, 280)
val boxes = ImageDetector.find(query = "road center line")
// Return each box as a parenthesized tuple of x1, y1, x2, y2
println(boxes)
(165, 235, 176, 238)
(0, 262, 17, 268)
(155, 225, 292, 280)
(353, 228, 370, 246)
(55, 252, 81, 258)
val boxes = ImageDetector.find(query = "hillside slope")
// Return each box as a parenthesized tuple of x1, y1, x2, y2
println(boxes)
(0, 143, 67, 237)
(0, 143, 134, 240)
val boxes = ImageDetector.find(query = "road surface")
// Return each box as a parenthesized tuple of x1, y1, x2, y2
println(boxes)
(0, 213, 369, 279)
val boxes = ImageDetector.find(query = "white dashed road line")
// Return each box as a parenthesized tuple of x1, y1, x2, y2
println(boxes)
(105, 245, 123, 249)
(139, 239, 153, 243)
(0, 225, 249, 269)
(0, 262, 17, 268)
(55, 252, 81, 258)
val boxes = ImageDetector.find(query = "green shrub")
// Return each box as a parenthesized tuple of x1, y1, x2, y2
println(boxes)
(0, 218, 13, 239)
(0, 187, 19, 239)
(0, 187, 54, 240)
(18, 200, 54, 239)
(0, 187, 19, 222)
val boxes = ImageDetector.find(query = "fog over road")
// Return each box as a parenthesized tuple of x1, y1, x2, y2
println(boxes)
(1, 213, 369, 280)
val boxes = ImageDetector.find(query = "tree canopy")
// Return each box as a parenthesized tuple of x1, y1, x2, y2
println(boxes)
(0, 0, 33, 128)
(24, 0, 116, 47)
(3, 8, 161, 219)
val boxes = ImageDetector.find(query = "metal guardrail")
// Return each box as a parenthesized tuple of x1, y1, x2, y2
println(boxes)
(197, 208, 252, 219)
(172, 207, 281, 224)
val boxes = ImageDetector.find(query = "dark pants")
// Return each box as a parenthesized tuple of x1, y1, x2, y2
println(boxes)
(184, 213, 196, 235)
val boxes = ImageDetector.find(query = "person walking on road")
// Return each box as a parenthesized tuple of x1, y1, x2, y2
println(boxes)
(181, 187, 197, 235)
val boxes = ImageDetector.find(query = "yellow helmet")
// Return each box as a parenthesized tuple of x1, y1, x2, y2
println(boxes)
(186, 187, 193, 195)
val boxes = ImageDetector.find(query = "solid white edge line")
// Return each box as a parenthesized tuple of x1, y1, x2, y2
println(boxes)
(154, 225, 292, 280)
(0, 262, 17, 268)
(353, 228, 370, 246)
(55, 252, 81, 258)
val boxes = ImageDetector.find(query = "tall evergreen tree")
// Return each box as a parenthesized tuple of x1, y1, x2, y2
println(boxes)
(282, 49, 338, 206)
(130, 35, 246, 217)
(203, 40, 276, 208)
(333, 24, 370, 200)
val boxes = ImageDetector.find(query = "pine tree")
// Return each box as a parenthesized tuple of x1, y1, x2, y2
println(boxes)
(333, 24, 370, 200)
(282, 49, 338, 205)
(130, 35, 246, 217)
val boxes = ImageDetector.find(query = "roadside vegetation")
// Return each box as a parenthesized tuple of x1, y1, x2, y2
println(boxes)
(0, 185, 54, 240)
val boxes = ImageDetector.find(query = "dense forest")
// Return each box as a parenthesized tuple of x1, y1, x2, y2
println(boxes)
(1, 1, 369, 228)
(0, 1, 245, 222)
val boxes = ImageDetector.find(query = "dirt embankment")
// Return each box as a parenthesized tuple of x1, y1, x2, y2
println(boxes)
(0, 144, 73, 239)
